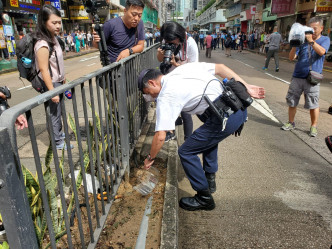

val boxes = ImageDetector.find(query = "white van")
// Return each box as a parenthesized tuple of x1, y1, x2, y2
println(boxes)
(199, 29, 209, 36)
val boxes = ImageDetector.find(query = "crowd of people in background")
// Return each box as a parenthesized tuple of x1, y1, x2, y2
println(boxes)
(56, 29, 93, 53)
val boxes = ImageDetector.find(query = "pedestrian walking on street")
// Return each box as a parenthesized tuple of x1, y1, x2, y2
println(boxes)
(92, 0, 145, 63)
(199, 32, 205, 50)
(262, 26, 282, 72)
(205, 32, 213, 58)
(139, 62, 265, 211)
(34, 4, 73, 150)
(281, 17, 330, 137)
(224, 36, 231, 57)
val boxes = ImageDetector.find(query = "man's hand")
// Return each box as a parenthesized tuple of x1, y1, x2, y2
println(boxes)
(144, 158, 154, 170)
(52, 96, 60, 104)
(0, 92, 5, 100)
(305, 33, 314, 43)
(116, 49, 130, 62)
(246, 84, 265, 99)
(92, 31, 100, 43)
(15, 114, 28, 130)
(170, 55, 180, 67)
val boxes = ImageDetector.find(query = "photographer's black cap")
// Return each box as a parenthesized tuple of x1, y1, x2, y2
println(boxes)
(137, 69, 152, 92)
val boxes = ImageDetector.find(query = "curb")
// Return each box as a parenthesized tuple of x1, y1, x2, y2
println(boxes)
(133, 106, 179, 248)
(246, 49, 332, 71)
(0, 49, 99, 75)
(160, 139, 178, 249)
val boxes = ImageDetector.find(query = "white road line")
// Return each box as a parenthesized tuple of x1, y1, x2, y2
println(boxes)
(18, 85, 32, 91)
(251, 99, 280, 124)
(235, 59, 254, 68)
(80, 55, 99, 62)
(265, 72, 290, 85)
(87, 63, 96, 66)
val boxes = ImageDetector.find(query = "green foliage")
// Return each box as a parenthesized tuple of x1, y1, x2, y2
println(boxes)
(22, 143, 66, 247)
(20, 100, 114, 248)
(0, 242, 9, 249)
(196, 0, 216, 17)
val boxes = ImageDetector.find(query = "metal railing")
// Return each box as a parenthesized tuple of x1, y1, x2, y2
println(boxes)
(0, 44, 159, 248)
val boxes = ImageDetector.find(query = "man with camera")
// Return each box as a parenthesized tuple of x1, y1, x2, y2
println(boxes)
(138, 62, 265, 211)
(0, 87, 27, 130)
(92, 0, 145, 63)
(281, 17, 330, 137)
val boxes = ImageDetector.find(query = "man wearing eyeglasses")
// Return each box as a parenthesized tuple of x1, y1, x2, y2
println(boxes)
(92, 0, 145, 63)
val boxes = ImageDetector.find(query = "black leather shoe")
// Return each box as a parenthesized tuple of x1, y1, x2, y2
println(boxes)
(179, 190, 215, 211)
(205, 172, 216, 193)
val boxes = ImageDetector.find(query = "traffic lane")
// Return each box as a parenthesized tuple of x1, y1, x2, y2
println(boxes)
(199, 49, 332, 162)
(179, 106, 332, 248)
(224, 49, 332, 103)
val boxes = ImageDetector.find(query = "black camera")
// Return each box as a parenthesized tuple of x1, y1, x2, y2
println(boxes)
(160, 43, 179, 75)
(0, 86, 11, 116)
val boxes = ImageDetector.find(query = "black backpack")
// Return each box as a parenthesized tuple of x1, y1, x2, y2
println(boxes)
(16, 34, 55, 93)
(225, 39, 231, 48)
(16, 34, 38, 82)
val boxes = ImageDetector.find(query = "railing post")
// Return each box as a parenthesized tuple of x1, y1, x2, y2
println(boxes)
(116, 66, 131, 178)
(0, 127, 38, 249)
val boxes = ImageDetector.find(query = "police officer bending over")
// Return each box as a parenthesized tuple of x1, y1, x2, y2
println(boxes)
(138, 62, 265, 211)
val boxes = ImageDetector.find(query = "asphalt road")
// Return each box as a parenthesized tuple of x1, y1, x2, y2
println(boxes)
(178, 48, 332, 248)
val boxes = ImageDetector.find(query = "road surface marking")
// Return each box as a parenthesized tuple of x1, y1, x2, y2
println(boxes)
(80, 55, 99, 62)
(235, 59, 254, 68)
(87, 63, 96, 67)
(265, 72, 290, 85)
(18, 85, 32, 91)
(251, 99, 280, 123)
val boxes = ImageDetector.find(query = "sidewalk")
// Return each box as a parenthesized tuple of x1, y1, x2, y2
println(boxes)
(0, 48, 99, 75)
(247, 46, 332, 71)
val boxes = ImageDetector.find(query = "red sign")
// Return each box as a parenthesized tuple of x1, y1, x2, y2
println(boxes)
(271, 0, 295, 15)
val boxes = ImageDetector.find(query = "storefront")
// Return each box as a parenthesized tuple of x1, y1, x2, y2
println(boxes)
(225, 4, 241, 34)
(262, 3, 277, 33)
(271, 0, 297, 40)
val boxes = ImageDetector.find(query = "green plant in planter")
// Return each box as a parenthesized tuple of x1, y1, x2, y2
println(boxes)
(0, 242, 9, 249)
(22, 144, 66, 248)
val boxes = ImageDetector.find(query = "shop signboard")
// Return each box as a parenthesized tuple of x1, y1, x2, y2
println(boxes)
(297, 0, 316, 12)
(0, 26, 6, 49)
(225, 4, 241, 18)
(250, 5, 256, 14)
(271, 0, 296, 15)
(44, 0, 61, 10)
(240, 10, 247, 21)
(6, 0, 41, 13)
(262, 6, 277, 21)
(316, 0, 332, 12)
(3, 25, 13, 36)
(69, 5, 89, 20)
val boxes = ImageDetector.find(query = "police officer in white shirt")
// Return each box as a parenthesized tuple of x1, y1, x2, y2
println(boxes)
(138, 62, 265, 211)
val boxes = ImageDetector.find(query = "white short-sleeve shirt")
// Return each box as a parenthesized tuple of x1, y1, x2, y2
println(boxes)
(155, 62, 224, 132)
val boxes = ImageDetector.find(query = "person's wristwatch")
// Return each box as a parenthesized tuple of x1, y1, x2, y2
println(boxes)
(129, 48, 134, 55)
(308, 41, 314, 46)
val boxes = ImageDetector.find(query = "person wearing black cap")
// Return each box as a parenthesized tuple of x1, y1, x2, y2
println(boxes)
(138, 62, 265, 211)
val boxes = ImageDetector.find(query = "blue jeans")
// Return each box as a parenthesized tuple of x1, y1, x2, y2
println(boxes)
(178, 109, 247, 191)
